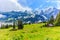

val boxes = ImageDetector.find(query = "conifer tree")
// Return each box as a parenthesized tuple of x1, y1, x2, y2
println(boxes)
(48, 15, 54, 24)
(45, 15, 55, 27)
(55, 12, 60, 26)
(5, 24, 8, 28)
(13, 18, 15, 29)
(18, 19, 23, 29)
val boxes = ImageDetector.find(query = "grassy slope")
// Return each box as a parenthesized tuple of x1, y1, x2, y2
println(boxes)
(0, 23, 60, 40)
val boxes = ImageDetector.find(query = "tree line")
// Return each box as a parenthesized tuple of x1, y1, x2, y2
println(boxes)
(45, 11, 60, 27)
(1, 19, 24, 30)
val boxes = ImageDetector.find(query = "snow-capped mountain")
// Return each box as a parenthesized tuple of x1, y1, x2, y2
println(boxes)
(0, 7, 59, 23)
(44, 7, 59, 19)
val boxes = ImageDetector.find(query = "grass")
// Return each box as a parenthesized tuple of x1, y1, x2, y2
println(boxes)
(0, 23, 60, 40)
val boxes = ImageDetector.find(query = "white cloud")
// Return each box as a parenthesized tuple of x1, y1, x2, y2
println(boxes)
(42, 15, 47, 19)
(24, 16, 30, 19)
(46, 0, 60, 9)
(31, 15, 35, 18)
(18, 16, 22, 19)
(26, 21, 31, 23)
(19, 0, 33, 6)
(56, 1, 60, 9)
(0, 14, 6, 18)
(38, 20, 42, 22)
(46, 0, 60, 2)
(0, 0, 32, 12)
(24, 16, 28, 19)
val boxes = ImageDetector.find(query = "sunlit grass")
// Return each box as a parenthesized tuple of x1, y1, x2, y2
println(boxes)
(0, 23, 60, 40)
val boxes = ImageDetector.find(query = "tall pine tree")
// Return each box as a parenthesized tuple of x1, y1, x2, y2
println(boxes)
(18, 19, 23, 29)
(46, 15, 54, 27)
(13, 18, 16, 29)
(55, 12, 60, 26)
(48, 15, 54, 24)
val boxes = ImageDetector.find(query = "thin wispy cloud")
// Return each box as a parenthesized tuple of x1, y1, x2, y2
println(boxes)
(46, 0, 60, 2)
(0, 0, 32, 12)
(46, 0, 60, 9)
(0, 0, 60, 12)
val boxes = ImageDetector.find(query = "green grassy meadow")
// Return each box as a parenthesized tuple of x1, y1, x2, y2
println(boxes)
(0, 23, 60, 40)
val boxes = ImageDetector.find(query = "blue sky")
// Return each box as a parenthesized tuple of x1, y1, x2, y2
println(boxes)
(18, 0, 59, 9)
(0, 0, 60, 11)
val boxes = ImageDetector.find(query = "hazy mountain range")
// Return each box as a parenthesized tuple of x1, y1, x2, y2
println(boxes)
(0, 7, 59, 23)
